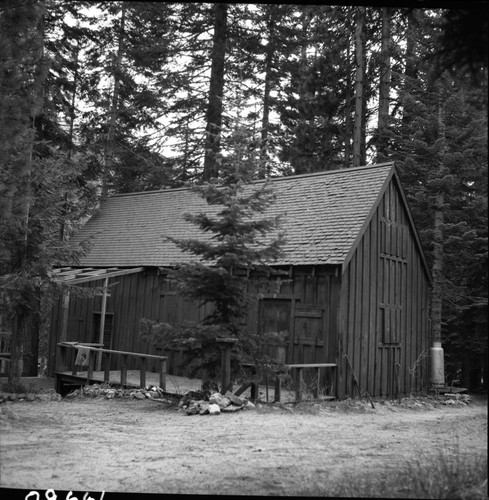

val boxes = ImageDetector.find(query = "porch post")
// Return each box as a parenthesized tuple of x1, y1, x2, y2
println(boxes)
(60, 290, 70, 342)
(97, 277, 109, 371)
(216, 337, 238, 395)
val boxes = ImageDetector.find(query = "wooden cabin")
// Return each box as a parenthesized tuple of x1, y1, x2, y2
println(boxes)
(47, 163, 432, 398)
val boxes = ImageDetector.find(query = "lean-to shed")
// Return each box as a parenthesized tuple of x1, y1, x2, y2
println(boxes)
(48, 163, 432, 398)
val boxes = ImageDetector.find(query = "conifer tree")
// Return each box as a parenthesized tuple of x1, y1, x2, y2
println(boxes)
(393, 9, 487, 388)
(0, 0, 94, 382)
(140, 99, 285, 387)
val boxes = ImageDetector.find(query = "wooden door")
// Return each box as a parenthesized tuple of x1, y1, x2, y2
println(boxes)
(292, 304, 325, 365)
(259, 299, 292, 363)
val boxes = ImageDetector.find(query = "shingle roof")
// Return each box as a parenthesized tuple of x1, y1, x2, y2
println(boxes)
(72, 163, 394, 268)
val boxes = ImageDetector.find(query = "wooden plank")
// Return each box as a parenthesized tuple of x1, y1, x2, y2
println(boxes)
(96, 277, 109, 371)
(109, 274, 122, 366)
(159, 358, 167, 391)
(369, 208, 378, 396)
(404, 237, 412, 392)
(87, 350, 94, 381)
(60, 290, 70, 343)
(353, 242, 363, 394)
(375, 205, 384, 395)
(411, 245, 419, 391)
(140, 357, 147, 388)
(147, 273, 160, 369)
(346, 253, 356, 397)
(288, 297, 296, 364)
(400, 259, 407, 393)
(121, 354, 128, 385)
(360, 225, 370, 394)
(318, 275, 330, 387)
(130, 273, 142, 358)
(124, 273, 136, 359)
(56, 345, 168, 361)
(286, 363, 337, 368)
(337, 273, 349, 399)
(294, 309, 323, 319)
(66, 267, 144, 285)
(104, 352, 110, 382)
(305, 274, 316, 304)
(417, 261, 424, 390)
(117, 274, 131, 357)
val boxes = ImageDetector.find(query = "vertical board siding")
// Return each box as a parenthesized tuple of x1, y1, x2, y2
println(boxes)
(360, 225, 370, 395)
(339, 177, 430, 397)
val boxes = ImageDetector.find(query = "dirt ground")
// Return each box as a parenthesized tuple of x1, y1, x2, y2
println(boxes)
(0, 389, 487, 498)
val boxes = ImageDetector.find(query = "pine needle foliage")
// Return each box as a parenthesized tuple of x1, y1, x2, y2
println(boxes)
(140, 111, 287, 385)
(141, 174, 286, 384)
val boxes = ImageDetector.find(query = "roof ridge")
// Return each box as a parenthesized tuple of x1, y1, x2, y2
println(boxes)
(266, 162, 393, 184)
(108, 162, 394, 198)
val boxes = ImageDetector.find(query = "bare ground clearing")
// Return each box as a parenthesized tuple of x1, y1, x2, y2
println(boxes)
(0, 394, 487, 497)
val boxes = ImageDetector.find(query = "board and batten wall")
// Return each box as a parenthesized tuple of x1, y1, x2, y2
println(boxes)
(48, 265, 342, 387)
(337, 177, 431, 398)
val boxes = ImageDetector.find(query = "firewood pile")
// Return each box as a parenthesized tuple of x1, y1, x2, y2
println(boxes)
(179, 390, 256, 415)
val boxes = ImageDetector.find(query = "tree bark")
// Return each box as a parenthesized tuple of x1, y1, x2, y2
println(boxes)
(7, 0, 47, 382)
(102, 4, 126, 197)
(377, 7, 392, 162)
(59, 32, 80, 242)
(402, 10, 418, 131)
(352, 6, 365, 168)
(259, 5, 277, 179)
(431, 92, 446, 346)
(344, 32, 353, 168)
(202, 3, 228, 182)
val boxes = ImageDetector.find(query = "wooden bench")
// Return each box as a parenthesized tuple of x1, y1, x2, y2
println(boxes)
(55, 342, 168, 393)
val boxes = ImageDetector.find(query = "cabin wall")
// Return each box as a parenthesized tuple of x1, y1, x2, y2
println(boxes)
(48, 266, 342, 391)
(48, 270, 162, 375)
(246, 266, 341, 391)
(337, 178, 430, 398)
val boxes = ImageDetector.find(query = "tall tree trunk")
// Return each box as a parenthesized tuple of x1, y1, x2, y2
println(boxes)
(402, 10, 418, 130)
(59, 33, 80, 241)
(260, 5, 277, 179)
(344, 33, 353, 168)
(431, 91, 446, 347)
(292, 5, 314, 175)
(352, 6, 365, 168)
(377, 7, 392, 162)
(202, 3, 228, 182)
(8, 0, 48, 382)
(102, 3, 126, 197)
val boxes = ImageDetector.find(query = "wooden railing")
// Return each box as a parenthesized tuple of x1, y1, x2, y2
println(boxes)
(237, 362, 337, 403)
(285, 363, 337, 402)
(56, 342, 168, 391)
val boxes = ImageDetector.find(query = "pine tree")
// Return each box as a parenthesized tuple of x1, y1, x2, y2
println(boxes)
(140, 101, 285, 386)
(0, 0, 94, 382)
(393, 9, 487, 388)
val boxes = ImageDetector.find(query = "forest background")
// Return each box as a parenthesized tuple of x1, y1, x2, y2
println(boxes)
(0, 1, 487, 390)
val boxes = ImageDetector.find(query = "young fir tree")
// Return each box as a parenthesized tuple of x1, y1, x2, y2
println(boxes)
(140, 102, 285, 388)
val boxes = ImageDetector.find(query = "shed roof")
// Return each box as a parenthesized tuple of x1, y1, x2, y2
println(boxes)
(72, 163, 397, 268)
